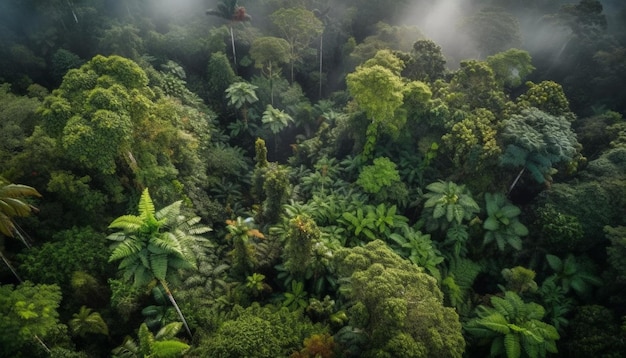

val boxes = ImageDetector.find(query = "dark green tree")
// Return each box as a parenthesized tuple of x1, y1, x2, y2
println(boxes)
(107, 188, 212, 338)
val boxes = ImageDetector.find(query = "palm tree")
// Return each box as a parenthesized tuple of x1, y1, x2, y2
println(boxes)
(0, 177, 41, 281)
(225, 81, 259, 123)
(206, 0, 251, 69)
(107, 188, 212, 338)
(69, 306, 109, 337)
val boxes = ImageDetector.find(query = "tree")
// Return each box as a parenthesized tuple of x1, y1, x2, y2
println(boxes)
(448, 60, 506, 113)
(482, 192, 529, 251)
(465, 291, 560, 358)
(459, 7, 522, 58)
(499, 108, 579, 188)
(249, 37, 290, 105)
(421, 180, 480, 232)
(346, 53, 405, 156)
(69, 306, 109, 337)
(486, 49, 535, 89)
(334, 240, 465, 357)
(270, 7, 324, 83)
(225, 81, 259, 123)
(0, 281, 62, 356)
(403, 39, 447, 83)
(107, 188, 212, 338)
(206, 0, 252, 69)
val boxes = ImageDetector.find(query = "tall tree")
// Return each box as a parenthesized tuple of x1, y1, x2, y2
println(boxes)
(206, 0, 252, 69)
(107, 188, 212, 338)
(346, 51, 405, 157)
(270, 7, 324, 83)
(250, 37, 290, 105)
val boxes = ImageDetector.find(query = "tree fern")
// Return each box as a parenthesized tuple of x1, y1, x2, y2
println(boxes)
(465, 291, 559, 358)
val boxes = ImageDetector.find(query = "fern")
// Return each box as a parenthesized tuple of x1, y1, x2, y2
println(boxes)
(465, 291, 560, 358)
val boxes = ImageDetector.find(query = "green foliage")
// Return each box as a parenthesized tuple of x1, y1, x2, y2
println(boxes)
(516, 81, 575, 121)
(291, 333, 336, 358)
(284, 215, 320, 278)
(339, 203, 408, 245)
(403, 39, 447, 83)
(356, 157, 401, 194)
(483, 193, 528, 251)
(283, 280, 309, 311)
(112, 322, 189, 358)
(441, 108, 501, 171)
(18, 226, 111, 289)
(0, 84, 40, 166)
(388, 225, 443, 280)
(501, 266, 538, 295)
(69, 306, 109, 337)
(486, 49, 535, 89)
(545, 254, 602, 299)
(449, 59, 506, 113)
(225, 216, 265, 279)
(225, 81, 259, 111)
(0, 281, 63, 356)
(566, 305, 626, 357)
(422, 181, 480, 232)
(346, 55, 406, 156)
(465, 291, 560, 358)
(262, 104, 293, 134)
(440, 257, 482, 314)
(606, 225, 626, 282)
(533, 204, 584, 252)
(0, 177, 41, 238)
(335, 241, 465, 357)
(500, 108, 579, 183)
(193, 302, 326, 358)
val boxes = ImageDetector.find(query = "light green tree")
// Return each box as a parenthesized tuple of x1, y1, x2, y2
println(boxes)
(107, 188, 212, 338)
(346, 52, 405, 156)
(0, 281, 62, 355)
(112, 322, 189, 358)
(465, 291, 560, 358)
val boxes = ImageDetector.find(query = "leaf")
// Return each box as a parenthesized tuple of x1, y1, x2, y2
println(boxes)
(504, 333, 521, 358)
(151, 340, 190, 357)
(484, 216, 500, 231)
(545, 254, 563, 272)
(500, 205, 521, 218)
(155, 322, 183, 340)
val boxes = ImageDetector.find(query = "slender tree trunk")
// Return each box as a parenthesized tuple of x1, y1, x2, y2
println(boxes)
(0, 249, 22, 282)
(269, 61, 274, 106)
(319, 34, 323, 100)
(508, 167, 525, 195)
(229, 25, 237, 71)
(0, 250, 52, 353)
(160, 280, 193, 339)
